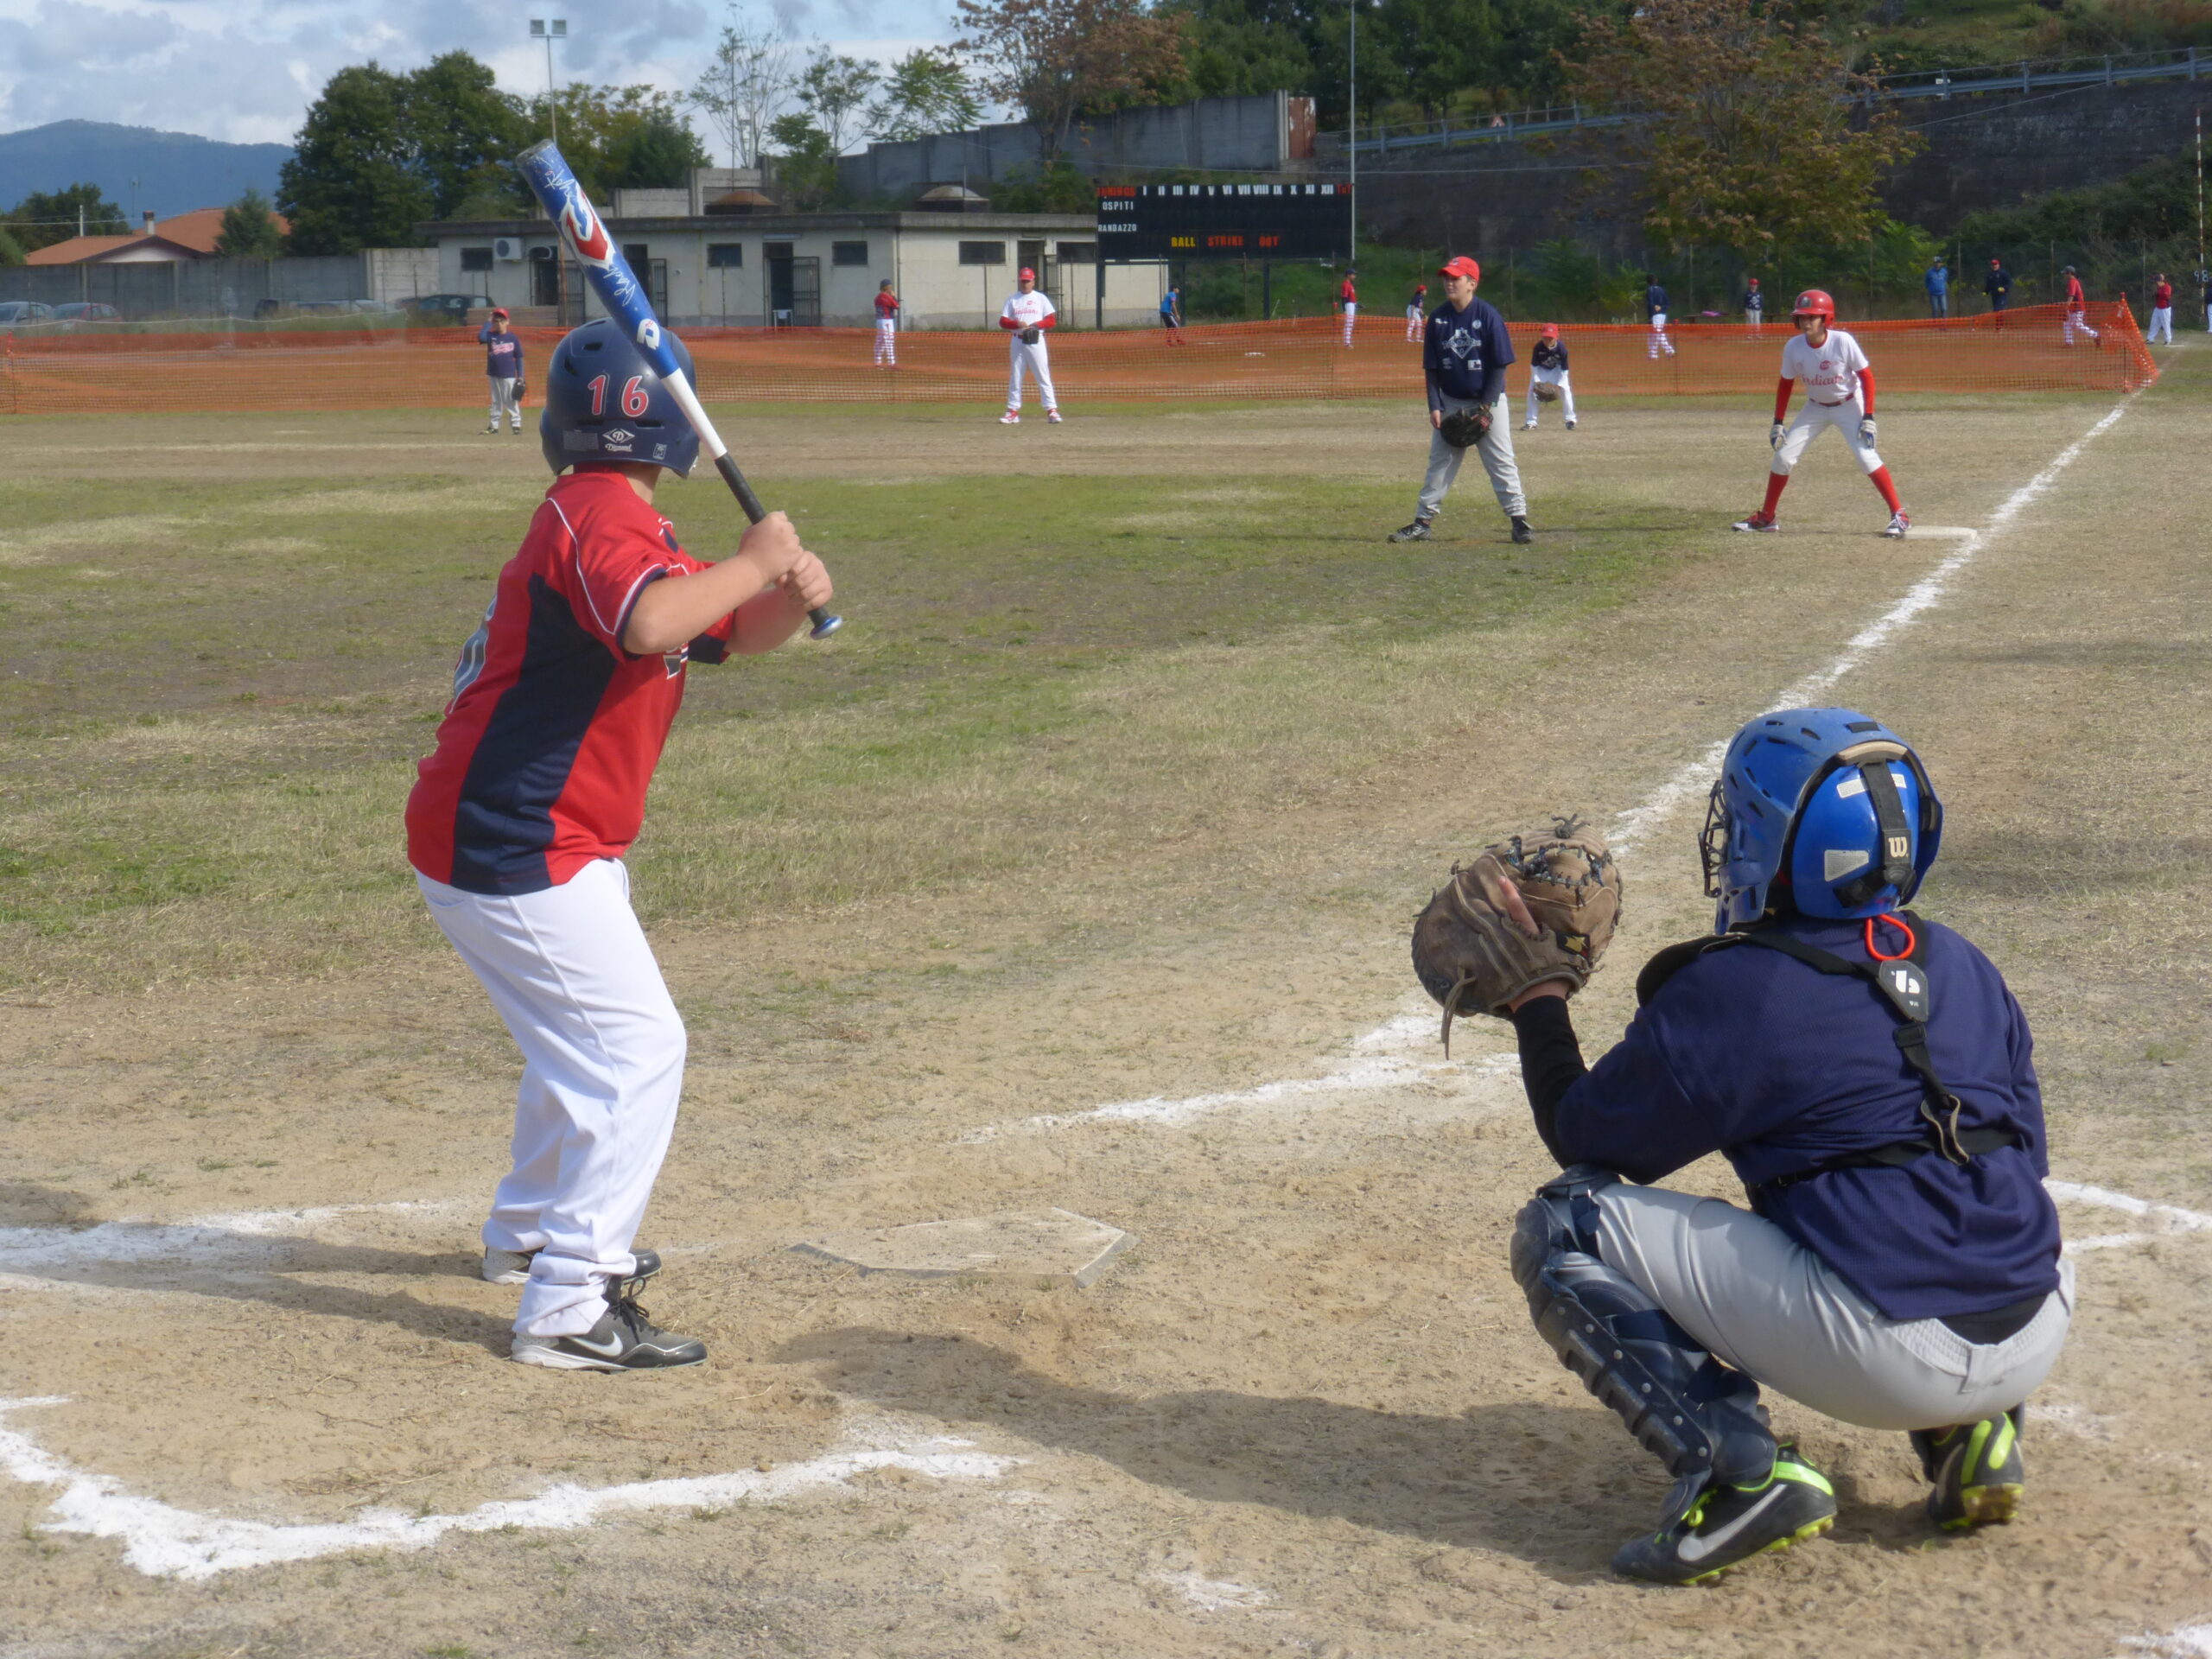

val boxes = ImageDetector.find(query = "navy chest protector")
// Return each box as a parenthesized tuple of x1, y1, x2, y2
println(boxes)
(1636, 911, 2018, 1196)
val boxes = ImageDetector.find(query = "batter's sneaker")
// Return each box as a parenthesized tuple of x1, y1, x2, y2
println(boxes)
(1732, 511, 1779, 532)
(1883, 511, 1911, 538)
(1046, 410, 1064, 423)
(510, 1285, 703, 1372)
(1913, 1408, 2024, 1531)
(999, 410, 1020, 424)
(1511, 515, 1535, 545)
(484, 1247, 661, 1287)
(1387, 519, 1433, 543)
(1612, 1446, 1836, 1586)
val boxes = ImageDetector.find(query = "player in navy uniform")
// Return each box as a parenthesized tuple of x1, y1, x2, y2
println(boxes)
(1491, 710, 2069, 1583)
(1389, 256, 1531, 545)
(1523, 322, 1574, 429)
(1743, 276, 1764, 335)
(480, 308, 524, 434)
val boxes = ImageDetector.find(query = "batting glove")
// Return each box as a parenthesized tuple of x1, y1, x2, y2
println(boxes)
(1858, 417, 1878, 443)
(1770, 421, 1787, 451)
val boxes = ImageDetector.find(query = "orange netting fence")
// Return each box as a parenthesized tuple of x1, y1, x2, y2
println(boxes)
(0, 302, 2152, 416)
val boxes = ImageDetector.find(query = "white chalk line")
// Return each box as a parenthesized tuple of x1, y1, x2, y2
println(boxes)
(2048, 1180, 2212, 1255)
(970, 396, 2139, 1144)
(0, 1198, 469, 1280)
(1149, 1569, 1275, 1612)
(0, 1396, 1019, 1581)
(2122, 1626, 2212, 1659)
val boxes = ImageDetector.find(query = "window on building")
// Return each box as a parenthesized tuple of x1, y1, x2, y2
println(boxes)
(831, 240, 868, 266)
(958, 241, 1007, 265)
(708, 244, 743, 268)
(1056, 242, 1097, 264)
(460, 247, 493, 272)
(621, 244, 648, 269)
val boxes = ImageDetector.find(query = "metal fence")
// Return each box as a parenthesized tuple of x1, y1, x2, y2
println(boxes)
(0, 257, 369, 320)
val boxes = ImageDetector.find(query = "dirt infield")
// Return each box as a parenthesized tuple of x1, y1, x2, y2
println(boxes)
(0, 359, 2208, 1656)
(1, 301, 2154, 415)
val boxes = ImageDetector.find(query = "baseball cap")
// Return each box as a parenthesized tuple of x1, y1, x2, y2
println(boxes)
(1540, 323, 1560, 339)
(490, 307, 510, 319)
(1018, 265, 1035, 280)
(1438, 256, 1481, 282)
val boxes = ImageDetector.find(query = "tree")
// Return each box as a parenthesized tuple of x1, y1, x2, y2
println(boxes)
(214, 187, 283, 257)
(869, 48, 986, 141)
(798, 49, 881, 155)
(5, 183, 127, 252)
(605, 112, 711, 188)
(531, 85, 708, 198)
(691, 15, 801, 168)
(278, 64, 434, 252)
(768, 113, 842, 209)
(0, 225, 23, 266)
(405, 51, 531, 219)
(954, 0, 1191, 162)
(1567, 0, 1921, 258)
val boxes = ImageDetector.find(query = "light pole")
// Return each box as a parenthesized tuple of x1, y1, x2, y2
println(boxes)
(1347, 0, 1357, 269)
(531, 19, 567, 145)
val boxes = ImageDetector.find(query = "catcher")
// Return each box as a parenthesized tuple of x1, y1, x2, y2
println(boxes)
(1389, 255, 1533, 547)
(1413, 709, 2069, 1585)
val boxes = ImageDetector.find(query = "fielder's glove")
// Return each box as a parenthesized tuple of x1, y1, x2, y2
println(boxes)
(1411, 817, 1624, 1053)
(1020, 325, 1041, 346)
(512, 379, 525, 404)
(1533, 381, 1562, 404)
(1859, 416, 1878, 443)
(1770, 421, 1788, 451)
(1438, 406, 1491, 448)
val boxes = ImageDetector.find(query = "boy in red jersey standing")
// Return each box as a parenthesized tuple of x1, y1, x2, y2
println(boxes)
(406, 319, 833, 1370)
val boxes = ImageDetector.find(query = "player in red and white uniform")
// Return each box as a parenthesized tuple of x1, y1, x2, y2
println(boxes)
(2060, 265, 2100, 346)
(2148, 271, 2174, 344)
(1731, 289, 1909, 538)
(407, 320, 833, 1372)
(1405, 282, 1427, 340)
(873, 280, 899, 365)
(1340, 268, 1358, 346)
(998, 265, 1060, 423)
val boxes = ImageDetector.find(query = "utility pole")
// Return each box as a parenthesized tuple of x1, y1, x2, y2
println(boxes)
(531, 19, 567, 146)
(1347, 0, 1357, 270)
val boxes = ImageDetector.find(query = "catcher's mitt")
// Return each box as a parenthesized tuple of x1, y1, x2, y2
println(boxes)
(1439, 406, 1491, 448)
(1412, 817, 1624, 1052)
(1020, 325, 1041, 346)
(1533, 380, 1561, 404)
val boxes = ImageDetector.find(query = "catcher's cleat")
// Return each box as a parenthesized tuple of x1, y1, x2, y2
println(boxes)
(1883, 511, 1911, 538)
(1732, 512, 1779, 532)
(999, 410, 1020, 424)
(1046, 409, 1065, 423)
(1511, 515, 1535, 544)
(1388, 519, 1433, 543)
(511, 1283, 702, 1372)
(1913, 1408, 2024, 1531)
(485, 1247, 661, 1287)
(1612, 1446, 1837, 1586)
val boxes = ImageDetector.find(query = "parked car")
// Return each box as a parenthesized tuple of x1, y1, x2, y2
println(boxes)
(348, 298, 401, 314)
(0, 300, 54, 327)
(50, 302, 122, 325)
(401, 293, 494, 323)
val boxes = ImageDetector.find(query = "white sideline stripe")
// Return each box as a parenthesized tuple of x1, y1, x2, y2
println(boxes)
(0, 1397, 1018, 1581)
(2121, 1626, 2212, 1659)
(0, 1198, 468, 1275)
(974, 397, 2138, 1141)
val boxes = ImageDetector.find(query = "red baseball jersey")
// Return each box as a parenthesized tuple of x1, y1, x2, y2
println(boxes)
(406, 468, 736, 895)
(874, 289, 899, 320)
(2063, 274, 2087, 312)
(2155, 281, 2172, 308)
(1340, 276, 1357, 303)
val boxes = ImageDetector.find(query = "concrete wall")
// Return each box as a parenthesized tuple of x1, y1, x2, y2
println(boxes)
(365, 248, 440, 302)
(837, 93, 1303, 201)
(0, 254, 368, 317)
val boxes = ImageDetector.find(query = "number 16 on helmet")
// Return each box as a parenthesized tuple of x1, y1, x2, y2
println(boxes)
(538, 318, 702, 478)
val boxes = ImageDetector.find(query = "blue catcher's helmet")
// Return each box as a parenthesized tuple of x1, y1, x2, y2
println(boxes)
(1699, 709, 1943, 931)
(539, 319, 701, 478)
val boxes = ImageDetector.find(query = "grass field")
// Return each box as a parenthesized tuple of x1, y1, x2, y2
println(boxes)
(1, 370, 2209, 1657)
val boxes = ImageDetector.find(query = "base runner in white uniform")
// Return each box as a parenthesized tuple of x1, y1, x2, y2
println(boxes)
(999, 266, 1061, 423)
(1731, 288, 1909, 538)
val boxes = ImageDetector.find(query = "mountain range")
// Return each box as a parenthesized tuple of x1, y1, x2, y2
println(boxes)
(0, 120, 292, 215)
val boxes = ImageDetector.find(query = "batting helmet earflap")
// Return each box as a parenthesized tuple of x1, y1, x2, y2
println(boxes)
(1791, 289, 1836, 321)
(539, 319, 701, 479)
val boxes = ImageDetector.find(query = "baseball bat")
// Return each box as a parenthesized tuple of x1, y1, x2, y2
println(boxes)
(515, 138, 842, 640)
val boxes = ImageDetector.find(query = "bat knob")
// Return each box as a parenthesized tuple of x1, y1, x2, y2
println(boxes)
(807, 608, 844, 640)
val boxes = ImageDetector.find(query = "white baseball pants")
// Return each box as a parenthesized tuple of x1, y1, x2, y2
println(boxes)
(2148, 306, 2173, 343)
(1590, 1182, 2073, 1431)
(1406, 306, 1423, 340)
(1007, 335, 1058, 411)
(486, 377, 521, 429)
(418, 857, 685, 1338)
(1524, 366, 1575, 425)
(2063, 312, 2100, 346)
(1648, 315, 1675, 357)
(1417, 394, 1525, 521)
(1342, 302, 1357, 345)
(1772, 397, 1881, 477)
(874, 318, 897, 365)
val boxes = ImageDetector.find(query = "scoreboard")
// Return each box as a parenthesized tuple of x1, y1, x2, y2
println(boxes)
(1095, 183, 1351, 261)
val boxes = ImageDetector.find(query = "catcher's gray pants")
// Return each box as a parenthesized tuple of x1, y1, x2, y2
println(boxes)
(1588, 1182, 2074, 1431)
(1418, 394, 1525, 522)
(487, 376, 521, 429)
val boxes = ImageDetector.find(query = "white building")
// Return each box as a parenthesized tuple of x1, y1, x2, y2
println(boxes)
(420, 183, 1168, 329)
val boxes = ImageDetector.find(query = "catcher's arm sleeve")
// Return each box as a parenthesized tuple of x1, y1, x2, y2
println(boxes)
(1772, 376, 1795, 424)
(1857, 368, 1875, 415)
(1507, 995, 1585, 1165)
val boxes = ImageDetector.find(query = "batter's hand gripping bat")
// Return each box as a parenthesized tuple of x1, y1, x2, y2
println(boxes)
(516, 139, 842, 640)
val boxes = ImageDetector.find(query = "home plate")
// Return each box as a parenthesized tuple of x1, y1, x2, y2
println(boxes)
(791, 1209, 1135, 1287)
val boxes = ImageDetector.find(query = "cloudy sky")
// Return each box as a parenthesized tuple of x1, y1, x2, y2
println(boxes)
(0, 0, 962, 145)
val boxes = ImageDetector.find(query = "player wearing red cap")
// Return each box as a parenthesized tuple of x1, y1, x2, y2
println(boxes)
(479, 308, 524, 434)
(2059, 266, 2100, 347)
(1389, 255, 1532, 545)
(1523, 323, 1575, 430)
(873, 280, 899, 366)
(998, 265, 1061, 423)
(1405, 281, 1427, 340)
(1732, 289, 1908, 538)
(1339, 267, 1357, 346)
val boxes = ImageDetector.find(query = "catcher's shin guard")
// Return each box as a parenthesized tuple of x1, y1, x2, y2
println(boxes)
(1510, 1168, 1777, 1512)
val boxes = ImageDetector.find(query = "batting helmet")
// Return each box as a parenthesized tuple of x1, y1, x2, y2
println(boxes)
(1790, 289, 1836, 321)
(538, 319, 700, 479)
(1699, 709, 1943, 931)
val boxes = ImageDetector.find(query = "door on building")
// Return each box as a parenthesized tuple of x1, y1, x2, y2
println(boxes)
(764, 244, 822, 326)
(531, 249, 560, 308)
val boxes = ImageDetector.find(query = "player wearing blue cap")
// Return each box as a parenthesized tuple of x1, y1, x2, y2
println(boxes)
(1492, 710, 2070, 1583)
